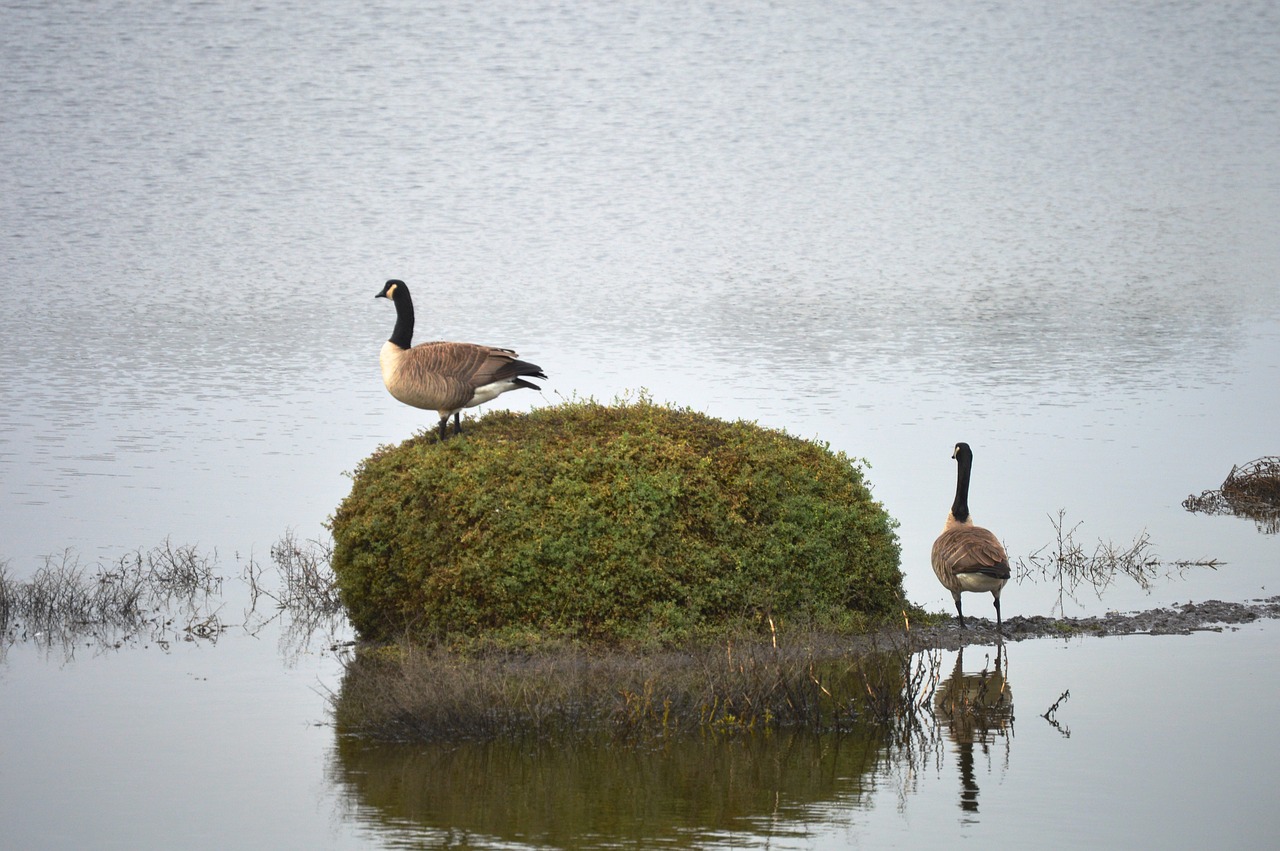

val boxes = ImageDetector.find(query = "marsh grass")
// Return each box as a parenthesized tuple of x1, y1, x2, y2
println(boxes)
(269, 530, 342, 616)
(0, 530, 353, 660)
(0, 561, 11, 627)
(239, 531, 349, 659)
(0, 541, 226, 656)
(1184, 456, 1280, 534)
(1016, 510, 1221, 615)
(131, 538, 221, 599)
(243, 531, 342, 617)
(330, 625, 949, 744)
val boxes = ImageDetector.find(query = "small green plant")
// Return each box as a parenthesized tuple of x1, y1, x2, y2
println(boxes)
(329, 395, 903, 645)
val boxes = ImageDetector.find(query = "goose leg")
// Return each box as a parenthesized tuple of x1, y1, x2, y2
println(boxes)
(954, 593, 966, 629)
(993, 595, 1003, 635)
(437, 416, 450, 442)
(452, 412, 462, 435)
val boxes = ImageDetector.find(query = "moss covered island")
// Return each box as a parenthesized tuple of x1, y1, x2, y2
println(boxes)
(330, 396, 903, 647)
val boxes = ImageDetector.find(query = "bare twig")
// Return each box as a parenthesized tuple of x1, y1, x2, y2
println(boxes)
(1016, 510, 1221, 615)
(1042, 689, 1071, 738)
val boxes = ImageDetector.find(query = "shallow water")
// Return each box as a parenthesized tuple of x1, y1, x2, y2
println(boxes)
(2, 0, 1279, 847)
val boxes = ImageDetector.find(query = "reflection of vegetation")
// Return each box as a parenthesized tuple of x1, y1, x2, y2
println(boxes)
(331, 636, 897, 741)
(1041, 690, 1071, 738)
(326, 643, 990, 846)
(852, 640, 942, 766)
(1016, 510, 1221, 615)
(329, 394, 903, 646)
(0, 540, 225, 657)
(1183, 456, 1280, 534)
(329, 631, 962, 748)
(331, 726, 891, 848)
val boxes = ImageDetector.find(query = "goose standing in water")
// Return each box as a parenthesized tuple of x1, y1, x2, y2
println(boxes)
(931, 442, 1011, 633)
(375, 279, 546, 440)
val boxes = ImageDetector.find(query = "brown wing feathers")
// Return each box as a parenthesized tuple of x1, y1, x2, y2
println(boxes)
(932, 526, 1010, 586)
(400, 342, 543, 410)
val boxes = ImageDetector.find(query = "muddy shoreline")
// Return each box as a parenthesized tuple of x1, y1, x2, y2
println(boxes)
(905, 596, 1280, 652)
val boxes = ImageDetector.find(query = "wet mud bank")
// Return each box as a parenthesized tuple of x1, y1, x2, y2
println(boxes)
(910, 596, 1280, 651)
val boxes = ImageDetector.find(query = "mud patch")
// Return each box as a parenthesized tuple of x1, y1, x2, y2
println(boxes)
(911, 596, 1280, 650)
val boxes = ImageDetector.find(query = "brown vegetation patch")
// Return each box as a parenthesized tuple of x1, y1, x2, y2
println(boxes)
(1184, 456, 1280, 533)
(329, 628, 945, 743)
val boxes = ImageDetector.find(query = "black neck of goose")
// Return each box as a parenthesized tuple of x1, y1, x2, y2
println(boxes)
(389, 287, 415, 349)
(951, 453, 972, 523)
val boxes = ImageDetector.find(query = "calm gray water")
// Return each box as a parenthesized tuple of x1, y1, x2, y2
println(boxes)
(2, 0, 1279, 847)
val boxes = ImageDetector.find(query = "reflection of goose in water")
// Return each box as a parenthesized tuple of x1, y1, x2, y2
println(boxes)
(932, 646, 1014, 818)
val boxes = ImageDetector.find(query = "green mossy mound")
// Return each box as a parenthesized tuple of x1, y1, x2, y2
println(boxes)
(330, 397, 902, 645)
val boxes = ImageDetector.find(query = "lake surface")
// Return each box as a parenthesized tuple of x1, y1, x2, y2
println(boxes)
(2, 0, 1278, 847)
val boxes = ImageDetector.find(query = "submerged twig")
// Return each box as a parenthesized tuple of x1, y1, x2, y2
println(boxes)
(1041, 689, 1071, 738)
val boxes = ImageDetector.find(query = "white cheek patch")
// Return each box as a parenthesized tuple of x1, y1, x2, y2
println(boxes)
(385, 283, 398, 300)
